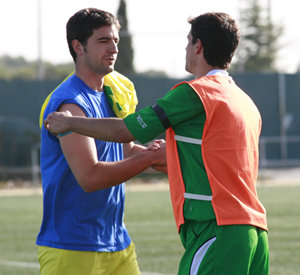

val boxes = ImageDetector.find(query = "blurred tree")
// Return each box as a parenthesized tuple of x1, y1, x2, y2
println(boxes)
(232, 0, 284, 72)
(43, 62, 74, 80)
(115, 0, 135, 75)
(0, 55, 73, 80)
(0, 55, 35, 80)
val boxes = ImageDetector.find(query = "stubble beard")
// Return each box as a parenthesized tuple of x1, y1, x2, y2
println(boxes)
(87, 58, 114, 76)
(185, 54, 195, 75)
(84, 47, 115, 76)
(185, 61, 191, 74)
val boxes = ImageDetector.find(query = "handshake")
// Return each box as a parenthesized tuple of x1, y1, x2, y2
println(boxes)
(44, 110, 167, 174)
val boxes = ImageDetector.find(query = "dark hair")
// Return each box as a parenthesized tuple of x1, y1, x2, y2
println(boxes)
(189, 12, 240, 69)
(67, 8, 121, 62)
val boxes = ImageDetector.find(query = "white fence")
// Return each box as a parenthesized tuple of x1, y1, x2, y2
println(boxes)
(2, 136, 300, 185)
(259, 136, 300, 168)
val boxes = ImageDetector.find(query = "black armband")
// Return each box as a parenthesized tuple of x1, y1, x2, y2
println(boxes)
(151, 103, 171, 129)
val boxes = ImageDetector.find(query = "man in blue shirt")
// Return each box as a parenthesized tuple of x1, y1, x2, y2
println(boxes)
(36, 8, 166, 275)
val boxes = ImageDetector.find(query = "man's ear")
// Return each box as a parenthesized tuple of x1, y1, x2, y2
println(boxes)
(195, 38, 202, 54)
(72, 39, 84, 57)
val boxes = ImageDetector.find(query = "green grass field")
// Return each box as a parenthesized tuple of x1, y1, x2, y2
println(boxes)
(0, 184, 299, 274)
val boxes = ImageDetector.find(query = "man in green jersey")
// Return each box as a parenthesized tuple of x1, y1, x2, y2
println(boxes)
(44, 12, 269, 275)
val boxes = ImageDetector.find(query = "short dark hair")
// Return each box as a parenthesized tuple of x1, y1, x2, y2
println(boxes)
(66, 8, 121, 62)
(189, 12, 240, 69)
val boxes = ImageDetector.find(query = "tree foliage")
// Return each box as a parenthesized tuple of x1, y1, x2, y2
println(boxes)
(114, 0, 135, 75)
(232, 0, 284, 72)
(0, 55, 74, 81)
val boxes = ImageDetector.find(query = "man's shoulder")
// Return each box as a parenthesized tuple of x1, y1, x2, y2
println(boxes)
(45, 76, 88, 113)
(52, 74, 79, 96)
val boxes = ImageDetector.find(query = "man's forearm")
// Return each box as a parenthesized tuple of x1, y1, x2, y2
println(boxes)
(81, 148, 165, 192)
(45, 111, 135, 143)
(68, 116, 134, 142)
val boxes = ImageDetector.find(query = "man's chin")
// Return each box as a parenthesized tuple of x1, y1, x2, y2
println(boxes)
(107, 66, 114, 73)
(185, 66, 190, 74)
(102, 67, 114, 75)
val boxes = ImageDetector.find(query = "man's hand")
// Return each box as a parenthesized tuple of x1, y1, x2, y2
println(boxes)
(147, 139, 166, 151)
(147, 139, 168, 174)
(44, 111, 72, 135)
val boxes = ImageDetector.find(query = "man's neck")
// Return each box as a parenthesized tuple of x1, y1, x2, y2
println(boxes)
(75, 68, 105, 92)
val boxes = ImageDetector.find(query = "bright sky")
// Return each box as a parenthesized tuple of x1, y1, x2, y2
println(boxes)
(1, 0, 299, 77)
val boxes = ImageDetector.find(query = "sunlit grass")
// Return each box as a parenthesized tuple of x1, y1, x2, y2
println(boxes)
(0, 184, 299, 274)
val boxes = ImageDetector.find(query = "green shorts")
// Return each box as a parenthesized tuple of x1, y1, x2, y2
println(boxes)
(178, 220, 269, 275)
(37, 242, 141, 275)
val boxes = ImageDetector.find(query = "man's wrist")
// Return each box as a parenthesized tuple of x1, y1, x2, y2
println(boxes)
(66, 116, 74, 132)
